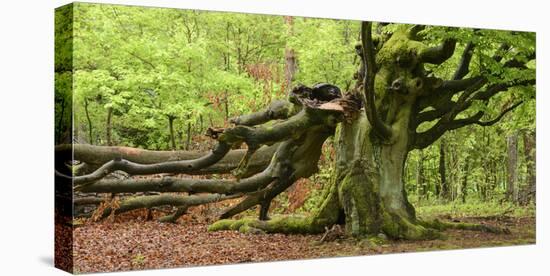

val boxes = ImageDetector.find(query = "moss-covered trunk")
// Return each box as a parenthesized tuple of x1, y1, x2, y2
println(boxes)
(334, 110, 437, 240)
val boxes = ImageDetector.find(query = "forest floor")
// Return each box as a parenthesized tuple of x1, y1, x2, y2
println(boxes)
(72, 201, 535, 273)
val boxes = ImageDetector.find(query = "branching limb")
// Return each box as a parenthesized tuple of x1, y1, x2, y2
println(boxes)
(77, 169, 275, 194)
(452, 42, 475, 80)
(438, 76, 486, 94)
(413, 101, 523, 150)
(233, 146, 258, 179)
(408, 25, 426, 40)
(230, 100, 294, 126)
(419, 38, 457, 65)
(450, 101, 523, 128)
(361, 21, 393, 140)
(220, 173, 296, 220)
(55, 143, 277, 175)
(59, 142, 232, 186)
(220, 102, 347, 149)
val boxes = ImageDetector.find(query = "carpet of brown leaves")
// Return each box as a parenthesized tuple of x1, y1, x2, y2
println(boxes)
(72, 212, 535, 273)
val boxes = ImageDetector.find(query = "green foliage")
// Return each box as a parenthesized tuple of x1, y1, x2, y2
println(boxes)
(68, 4, 373, 149)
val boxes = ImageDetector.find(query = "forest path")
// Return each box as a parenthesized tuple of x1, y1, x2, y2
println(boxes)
(72, 214, 534, 273)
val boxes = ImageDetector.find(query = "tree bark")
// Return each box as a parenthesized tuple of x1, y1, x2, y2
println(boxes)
(84, 98, 93, 145)
(224, 90, 229, 123)
(57, 143, 278, 176)
(522, 130, 536, 204)
(284, 16, 297, 97)
(416, 150, 426, 200)
(185, 120, 192, 151)
(461, 160, 469, 204)
(168, 116, 176, 150)
(507, 133, 519, 203)
(106, 107, 113, 146)
(439, 139, 448, 199)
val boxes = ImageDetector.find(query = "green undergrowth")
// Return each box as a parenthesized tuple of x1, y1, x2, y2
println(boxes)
(416, 200, 535, 219)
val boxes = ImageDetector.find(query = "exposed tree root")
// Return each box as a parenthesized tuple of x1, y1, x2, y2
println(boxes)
(380, 212, 443, 240)
(420, 219, 511, 234)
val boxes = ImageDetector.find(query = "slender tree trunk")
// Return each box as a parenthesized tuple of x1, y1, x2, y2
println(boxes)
(416, 150, 426, 200)
(461, 159, 469, 204)
(439, 139, 448, 200)
(224, 90, 229, 123)
(186, 121, 192, 151)
(480, 128, 489, 201)
(208, 114, 214, 128)
(522, 130, 536, 204)
(432, 157, 439, 197)
(106, 107, 113, 146)
(199, 114, 204, 134)
(168, 116, 176, 150)
(84, 98, 93, 145)
(506, 133, 519, 203)
(284, 16, 297, 97)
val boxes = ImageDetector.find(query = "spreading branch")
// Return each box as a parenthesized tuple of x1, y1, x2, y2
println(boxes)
(77, 169, 275, 195)
(230, 100, 294, 126)
(419, 38, 456, 64)
(58, 142, 232, 186)
(452, 42, 475, 80)
(56, 143, 277, 176)
(413, 100, 524, 150)
(452, 101, 523, 128)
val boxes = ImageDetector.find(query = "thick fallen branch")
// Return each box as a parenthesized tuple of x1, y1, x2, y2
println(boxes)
(230, 100, 295, 126)
(74, 196, 107, 205)
(220, 175, 296, 220)
(56, 143, 278, 175)
(98, 193, 242, 219)
(59, 142, 232, 186)
(77, 169, 275, 194)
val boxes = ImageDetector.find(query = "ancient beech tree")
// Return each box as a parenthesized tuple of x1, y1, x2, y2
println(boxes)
(57, 22, 534, 240)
